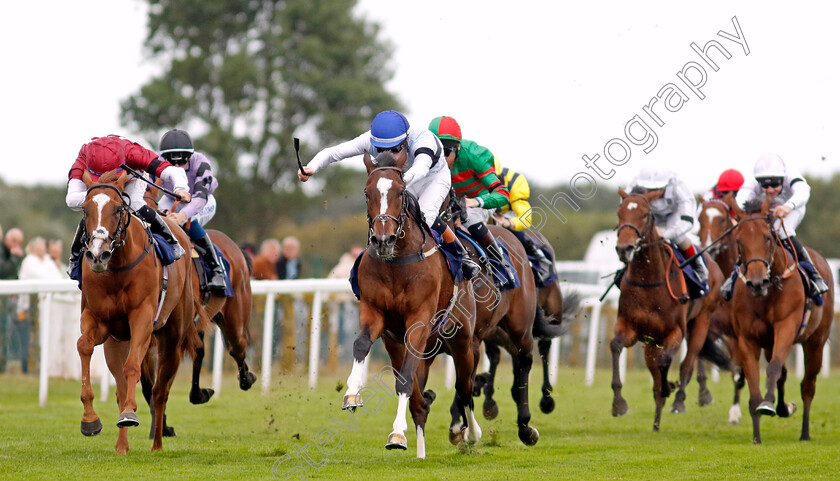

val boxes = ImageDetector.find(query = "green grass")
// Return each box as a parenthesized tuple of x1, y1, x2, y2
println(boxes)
(2, 364, 840, 480)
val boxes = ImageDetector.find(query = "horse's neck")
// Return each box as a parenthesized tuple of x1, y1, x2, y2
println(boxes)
(395, 218, 429, 254)
(717, 238, 739, 273)
(114, 222, 153, 263)
(770, 242, 792, 275)
(628, 242, 669, 278)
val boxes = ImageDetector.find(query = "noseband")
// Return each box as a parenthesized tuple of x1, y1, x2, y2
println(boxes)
(367, 166, 408, 240)
(85, 183, 131, 252)
(734, 213, 795, 287)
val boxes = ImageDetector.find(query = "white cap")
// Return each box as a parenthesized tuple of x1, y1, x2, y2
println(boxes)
(636, 167, 673, 189)
(753, 153, 786, 178)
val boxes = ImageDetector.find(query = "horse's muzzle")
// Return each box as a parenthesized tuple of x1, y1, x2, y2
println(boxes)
(85, 249, 112, 273)
(744, 276, 770, 297)
(616, 244, 638, 263)
(369, 234, 397, 259)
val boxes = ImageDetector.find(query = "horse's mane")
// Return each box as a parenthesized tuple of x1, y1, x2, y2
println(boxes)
(375, 151, 397, 167)
(97, 169, 123, 186)
(405, 191, 425, 228)
(742, 198, 763, 214)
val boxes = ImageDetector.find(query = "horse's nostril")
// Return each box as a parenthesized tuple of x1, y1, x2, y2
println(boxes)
(101, 251, 112, 262)
(84, 251, 95, 262)
(388, 235, 397, 244)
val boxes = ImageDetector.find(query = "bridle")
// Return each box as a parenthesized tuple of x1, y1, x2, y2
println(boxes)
(734, 213, 795, 287)
(701, 199, 733, 258)
(85, 183, 131, 252)
(616, 193, 662, 253)
(366, 166, 408, 240)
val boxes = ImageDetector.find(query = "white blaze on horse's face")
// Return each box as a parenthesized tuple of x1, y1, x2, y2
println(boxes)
(627, 202, 638, 210)
(701, 207, 723, 247)
(376, 178, 393, 227)
(88, 193, 112, 257)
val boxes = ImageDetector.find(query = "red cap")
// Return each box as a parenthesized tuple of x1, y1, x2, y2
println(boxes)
(717, 169, 744, 192)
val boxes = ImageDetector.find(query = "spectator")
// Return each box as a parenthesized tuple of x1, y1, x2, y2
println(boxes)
(16, 237, 62, 374)
(252, 238, 280, 280)
(276, 236, 301, 280)
(48, 239, 67, 276)
(0, 227, 25, 373)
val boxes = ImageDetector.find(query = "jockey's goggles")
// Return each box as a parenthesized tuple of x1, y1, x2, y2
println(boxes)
(757, 177, 783, 189)
(375, 142, 406, 155)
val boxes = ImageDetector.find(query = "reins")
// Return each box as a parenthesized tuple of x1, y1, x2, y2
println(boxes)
(85, 183, 156, 273)
(733, 214, 796, 287)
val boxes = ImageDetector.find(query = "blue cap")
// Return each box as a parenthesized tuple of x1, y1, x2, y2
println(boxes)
(370, 110, 410, 148)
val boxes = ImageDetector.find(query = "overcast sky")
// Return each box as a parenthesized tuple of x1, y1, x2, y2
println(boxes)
(2, 1, 837, 194)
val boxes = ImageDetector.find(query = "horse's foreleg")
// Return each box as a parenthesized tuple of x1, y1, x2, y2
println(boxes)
(386, 318, 429, 451)
(695, 359, 713, 407)
(409, 358, 434, 459)
(729, 367, 745, 424)
(118, 306, 155, 431)
(511, 345, 538, 445)
(672, 317, 708, 414)
(737, 336, 764, 444)
(343, 305, 383, 410)
(610, 321, 635, 417)
(103, 338, 131, 453)
(774, 364, 796, 418)
(221, 302, 258, 391)
(643, 344, 667, 432)
(799, 335, 827, 441)
(537, 338, 555, 414)
(78, 312, 107, 438)
(758, 323, 797, 416)
(189, 330, 215, 404)
(151, 336, 185, 452)
(449, 329, 480, 447)
(479, 341, 501, 420)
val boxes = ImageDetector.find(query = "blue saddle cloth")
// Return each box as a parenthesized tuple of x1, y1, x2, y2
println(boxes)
(456, 229, 520, 291)
(349, 231, 463, 301)
(193, 242, 234, 297)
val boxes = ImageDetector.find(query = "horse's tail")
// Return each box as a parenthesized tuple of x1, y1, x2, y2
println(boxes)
(532, 290, 582, 339)
(241, 247, 254, 275)
(698, 337, 732, 372)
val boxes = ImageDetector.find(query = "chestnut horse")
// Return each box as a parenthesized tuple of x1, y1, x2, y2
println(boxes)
(611, 188, 724, 431)
(76, 170, 203, 453)
(724, 196, 834, 443)
(341, 152, 479, 459)
(472, 229, 580, 417)
(697, 197, 746, 423)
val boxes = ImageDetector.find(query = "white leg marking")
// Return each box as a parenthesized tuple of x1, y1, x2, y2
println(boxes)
(345, 359, 366, 397)
(464, 406, 482, 443)
(729, 403, 741, 424)
(392, 393, 409, 435)
(416, 426, 426, 459)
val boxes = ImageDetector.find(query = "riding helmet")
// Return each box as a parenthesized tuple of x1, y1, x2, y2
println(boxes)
(370, 110, 410, 148)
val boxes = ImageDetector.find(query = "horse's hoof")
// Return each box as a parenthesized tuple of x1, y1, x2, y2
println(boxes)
(482, 401, 499, 420)
(449, 425, 466, 445)
(342, 393, 363, 410)
(669, 402, 686, 414)
(239, 372, 257, 391)
(756, 401, 776, 416)
(778, 402, 797, 418)
(518, 426, 539, 446)
(190, 387, 215, 405)
(423, 390, 436, 406)
(539, 396, 555, 414)
(698, 389, 714, 407)
(81, 418, 103, 437)
(728, 405, 741, 425)
(612, 400, 629, 417)
(116, 412, 140, 428)
(385, 433, 407, 450)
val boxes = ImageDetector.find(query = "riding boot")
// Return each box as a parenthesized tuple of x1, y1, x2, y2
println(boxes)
(519, 233, 553, 284)
(137, 205, 186, 260)
(720, 267, 738, 302)
(193, 233, 227, 292)
(67, 218, 86, 277)
(787, 236, 829, 297)
(475, 232, 516, 285)
(446, 235, 481, 281)
(692, 255, 709, 287)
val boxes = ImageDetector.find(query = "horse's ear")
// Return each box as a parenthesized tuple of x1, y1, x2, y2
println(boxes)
(82, 171, 94, 188)
(618, 187, 628, 199)
(363, 151, 375, 174)
(646, 189, 665, 201)
(760, 194, 771, 215)
(696, 194, 705, 204)
(723, 192, 743, 218)
(394, 151, 407, 171)
(115, 170, 129, 190)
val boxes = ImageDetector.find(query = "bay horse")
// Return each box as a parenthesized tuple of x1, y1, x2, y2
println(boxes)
(472, 229, 580, 418)
(77, 170, 203, 453)
(341, 151, 480, 459)
(612, 187, 724, 431)
(434, 223, 539, 446)
(697, 196, 746, 423)
(724, 195, 834, 443)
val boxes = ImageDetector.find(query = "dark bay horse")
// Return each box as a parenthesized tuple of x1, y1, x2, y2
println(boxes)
(697, 197, 745, 423)
(612, 188, 724, 431)
(473, 229, 580, 418)
(77, 170, 203, 453)
(724, 196, 834, 443)
(435, 223, 539, 446)
(341, 152, 479, 459)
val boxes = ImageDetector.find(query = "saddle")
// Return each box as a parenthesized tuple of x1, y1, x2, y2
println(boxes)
(455, 229, 520, 291)
(613, 242, 707, 301)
